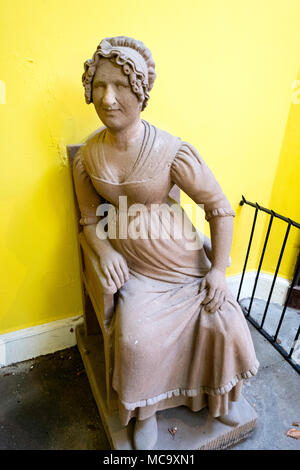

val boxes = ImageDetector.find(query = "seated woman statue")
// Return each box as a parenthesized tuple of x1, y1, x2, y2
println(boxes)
(73, 36, 259, 450)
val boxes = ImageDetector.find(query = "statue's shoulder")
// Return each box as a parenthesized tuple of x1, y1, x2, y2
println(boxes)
(75, 128, 105, 173)
(79, 127, 106, 159)
(146, 121, 182, 160)
(84, 126, 106, 146)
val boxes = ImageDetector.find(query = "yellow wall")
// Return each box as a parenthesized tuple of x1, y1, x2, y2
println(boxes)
(258, 68, 300, 279)
(1, 0, 299, 334)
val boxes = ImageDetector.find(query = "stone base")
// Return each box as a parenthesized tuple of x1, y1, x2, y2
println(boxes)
(76, 324, 257, 450)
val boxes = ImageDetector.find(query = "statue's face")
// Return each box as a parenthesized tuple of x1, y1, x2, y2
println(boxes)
(92, 58, 142, 131)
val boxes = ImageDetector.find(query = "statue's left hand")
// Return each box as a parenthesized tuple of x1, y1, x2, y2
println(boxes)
(199, 268, 228, 313)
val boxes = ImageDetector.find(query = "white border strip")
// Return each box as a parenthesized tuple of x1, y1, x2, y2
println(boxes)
(227, 271, 289, 305)
(0, 315, 83, 368)
(0, 273, 290, 368)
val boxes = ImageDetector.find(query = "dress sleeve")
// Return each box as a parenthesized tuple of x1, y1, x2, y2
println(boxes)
(73, 148, 102, 226)
(171, 142, 236, 221)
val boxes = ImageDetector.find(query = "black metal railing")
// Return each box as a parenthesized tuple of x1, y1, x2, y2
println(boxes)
(238, 195, 300, 374)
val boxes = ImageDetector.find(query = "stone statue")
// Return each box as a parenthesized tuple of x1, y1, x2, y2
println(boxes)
(73, 36, 259, 450)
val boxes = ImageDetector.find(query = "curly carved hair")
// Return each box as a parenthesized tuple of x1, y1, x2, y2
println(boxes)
(82, 36, 156, 111)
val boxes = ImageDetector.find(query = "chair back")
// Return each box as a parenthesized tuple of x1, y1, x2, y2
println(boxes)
(67, 144, 84, 232)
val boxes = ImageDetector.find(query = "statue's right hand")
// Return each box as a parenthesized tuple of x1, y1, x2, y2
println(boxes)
(99, 249, 129, 290)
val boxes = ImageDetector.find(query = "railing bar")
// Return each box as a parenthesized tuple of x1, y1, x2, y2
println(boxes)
(239, 196, 300, 373)
(246, 214, 274, 317)
(241, 307, 300, 374)
(240, 196, 300, 229)
(260, 222, 291, 330)
(288, 325, 300, 359)
(274, 243, 299, 341)
(237, 206, 259, 302)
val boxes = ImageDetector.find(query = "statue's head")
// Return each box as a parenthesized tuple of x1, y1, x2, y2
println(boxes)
(82, 36, 156, 130)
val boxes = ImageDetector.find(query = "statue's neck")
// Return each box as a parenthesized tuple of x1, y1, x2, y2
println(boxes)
(105, 119, 144, 152)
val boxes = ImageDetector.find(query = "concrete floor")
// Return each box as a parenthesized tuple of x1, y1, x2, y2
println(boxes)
(240, 298, 300, 357)
(0, 323, 299, 450)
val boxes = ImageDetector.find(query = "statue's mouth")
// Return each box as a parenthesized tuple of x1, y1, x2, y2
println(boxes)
(102, 107, 120, 113)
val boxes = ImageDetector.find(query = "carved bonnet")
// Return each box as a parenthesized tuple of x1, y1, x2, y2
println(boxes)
(82, 36, 156, 111)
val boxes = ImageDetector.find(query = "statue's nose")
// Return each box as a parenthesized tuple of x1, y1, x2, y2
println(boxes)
(102, 85, 117, 107)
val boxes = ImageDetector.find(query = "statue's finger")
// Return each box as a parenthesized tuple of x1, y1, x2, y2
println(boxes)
(98, 271, 117, 294)
(114, 262, 125, 285)
(220, 293, 227, 310)
(213, 293, 225, 312)
(206, 289, 222, 312)
(119, 257, 129, 279)
(203, 286, 216, 305)
(199, 278, 206, 292)
(108, 266, 122, 289)
(212, 294, 225, 312)
(120, 261, 129, 281)
(103, 266, 113, 285)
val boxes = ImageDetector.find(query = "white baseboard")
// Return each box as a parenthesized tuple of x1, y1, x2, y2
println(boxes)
(0, 315, 83, 368)
(227, 271, 290, 305)
(0, 272, 290, 368)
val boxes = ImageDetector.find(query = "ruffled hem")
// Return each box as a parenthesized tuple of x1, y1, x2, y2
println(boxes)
(205, 207, 236, 221)
(120, 360, 259, 411)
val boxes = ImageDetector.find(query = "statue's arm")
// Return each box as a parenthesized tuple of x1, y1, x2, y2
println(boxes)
(201, 228, 231, 267)
(198, 215, 233, 312)
(208, 215, 233, 275)
(83, 223, 115, 258)
(170, 141, 236, 312)
(73, 151, 129, 291)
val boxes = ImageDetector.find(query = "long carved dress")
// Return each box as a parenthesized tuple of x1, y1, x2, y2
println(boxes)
(73, 120, 259, 426)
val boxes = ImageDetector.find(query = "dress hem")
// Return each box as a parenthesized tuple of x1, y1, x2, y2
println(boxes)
(120, 360, 259, 411)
